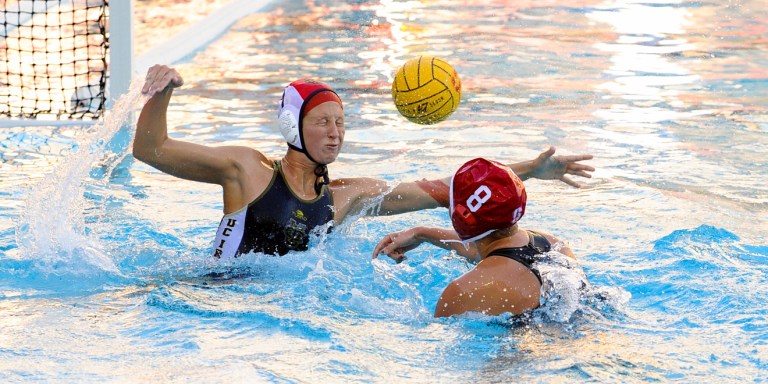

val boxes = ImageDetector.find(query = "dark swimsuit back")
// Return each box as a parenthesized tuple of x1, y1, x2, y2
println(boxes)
(486, 231, 551, 285)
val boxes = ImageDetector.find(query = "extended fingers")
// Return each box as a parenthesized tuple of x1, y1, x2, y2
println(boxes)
(532, 148, 595, 186)
(141, 73, 154, 95)
(381, 241, 402, 259)
(561, 154, 593, 162)
(569, 162, 595, 171)
(569, 169, 593, 179)
(558, 155, 595, 181)
(372, 233, 411, 263)
(561, 165, 594, 187)
(559, 176, 582, 188)
(567, 163, 595, 177)
(141, 65, 163, 94)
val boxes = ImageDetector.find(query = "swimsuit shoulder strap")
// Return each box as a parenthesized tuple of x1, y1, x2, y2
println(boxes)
(526, 230, 552, 254)
(273, 159, 284, 176)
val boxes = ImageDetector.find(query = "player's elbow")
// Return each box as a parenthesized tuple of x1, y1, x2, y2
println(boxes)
(132, 144, 151, 163)
(131, 134, 169, 165)
(132, 141, 165, 166)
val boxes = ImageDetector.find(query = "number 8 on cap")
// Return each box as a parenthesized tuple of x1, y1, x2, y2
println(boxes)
(449, 158, 527, 242)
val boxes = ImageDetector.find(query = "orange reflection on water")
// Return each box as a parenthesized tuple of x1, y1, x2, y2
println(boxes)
(588, 0, 705, 126)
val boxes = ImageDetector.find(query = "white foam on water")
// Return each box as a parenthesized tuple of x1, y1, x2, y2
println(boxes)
(14, 78, 150, 277)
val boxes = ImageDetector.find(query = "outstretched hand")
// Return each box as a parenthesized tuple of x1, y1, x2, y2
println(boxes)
(529, 146, 594, 188)
(141, 64, 184, 97)
(372, 228, 423, 263)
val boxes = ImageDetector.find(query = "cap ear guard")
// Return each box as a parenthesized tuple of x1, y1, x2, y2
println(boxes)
(278, 86, 304, 151)
(279, 109, 301, 149)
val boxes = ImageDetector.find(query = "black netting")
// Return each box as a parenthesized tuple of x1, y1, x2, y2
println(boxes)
(1, 0, 108, 120)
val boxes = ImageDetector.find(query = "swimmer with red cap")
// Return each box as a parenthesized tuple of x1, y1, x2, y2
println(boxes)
(373, 158, 576, 318)
(136, 65, 594, 258)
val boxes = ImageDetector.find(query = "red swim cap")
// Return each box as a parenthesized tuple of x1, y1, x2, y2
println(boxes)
(278, 79, 342, 161)
(450, 158, 527, 242)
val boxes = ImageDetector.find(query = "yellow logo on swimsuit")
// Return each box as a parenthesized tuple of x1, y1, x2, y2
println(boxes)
(292, 209, 307, 221)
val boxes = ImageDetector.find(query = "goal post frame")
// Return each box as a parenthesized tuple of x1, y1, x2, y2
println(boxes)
(107, 0, 134, 109)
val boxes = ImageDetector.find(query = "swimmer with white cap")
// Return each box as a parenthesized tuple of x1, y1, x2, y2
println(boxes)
(135, 65, 594, 258)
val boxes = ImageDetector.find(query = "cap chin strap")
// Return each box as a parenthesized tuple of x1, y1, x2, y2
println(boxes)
(313, 163, 329, 195)
(441, 229, 496, 250)
(300, 146, 329, 195)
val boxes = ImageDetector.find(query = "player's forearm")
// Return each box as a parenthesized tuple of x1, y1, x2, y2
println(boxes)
(506, 160, 534, 181)
(415, 227, 480, 261)
(377, 181, 445, 215)
(133, 87, 174, 163)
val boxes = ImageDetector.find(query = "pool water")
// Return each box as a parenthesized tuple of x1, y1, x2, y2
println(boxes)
(1, 0, 767, 382)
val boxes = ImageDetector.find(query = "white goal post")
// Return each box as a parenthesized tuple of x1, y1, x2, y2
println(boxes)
(107, 0, 133, 111)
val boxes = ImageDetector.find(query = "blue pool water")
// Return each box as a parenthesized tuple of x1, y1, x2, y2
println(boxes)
(1, 0, 767, 382)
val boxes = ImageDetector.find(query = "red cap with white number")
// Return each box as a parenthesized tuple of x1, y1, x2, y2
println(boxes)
(449, 158, 527, 242)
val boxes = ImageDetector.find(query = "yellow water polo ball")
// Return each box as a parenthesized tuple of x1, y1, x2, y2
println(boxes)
(391, 56, 462, 125)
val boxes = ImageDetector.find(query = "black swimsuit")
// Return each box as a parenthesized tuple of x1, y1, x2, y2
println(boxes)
(486, 231, 552, 285)
(211, 160, 334, 258)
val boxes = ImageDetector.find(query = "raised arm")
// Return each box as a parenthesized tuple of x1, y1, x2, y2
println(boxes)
(134, 65, 235, 183)
(134, 65, 184, 167)
(372, 226, 481, 263)
(133, 65, 274, 212)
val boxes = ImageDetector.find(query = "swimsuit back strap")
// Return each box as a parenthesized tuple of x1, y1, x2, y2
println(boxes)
(486, 232, 553, 286)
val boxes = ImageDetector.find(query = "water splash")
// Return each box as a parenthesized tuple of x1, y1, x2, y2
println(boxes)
(532, 251, 631, 324)
(14, 78, 150, 278)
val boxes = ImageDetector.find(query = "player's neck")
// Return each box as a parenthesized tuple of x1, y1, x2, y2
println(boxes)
(281, 151, 321, 197)
(476, 227, 528, 258)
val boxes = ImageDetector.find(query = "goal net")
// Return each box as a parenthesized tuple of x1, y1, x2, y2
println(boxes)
(1, 0, 108, 120)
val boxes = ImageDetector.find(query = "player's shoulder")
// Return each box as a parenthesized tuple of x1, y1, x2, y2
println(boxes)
(227, 145, 267, 158)
(525, 229, 560, 243)
(216, 145, 269, 165)
(212, 146, 274, 181)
